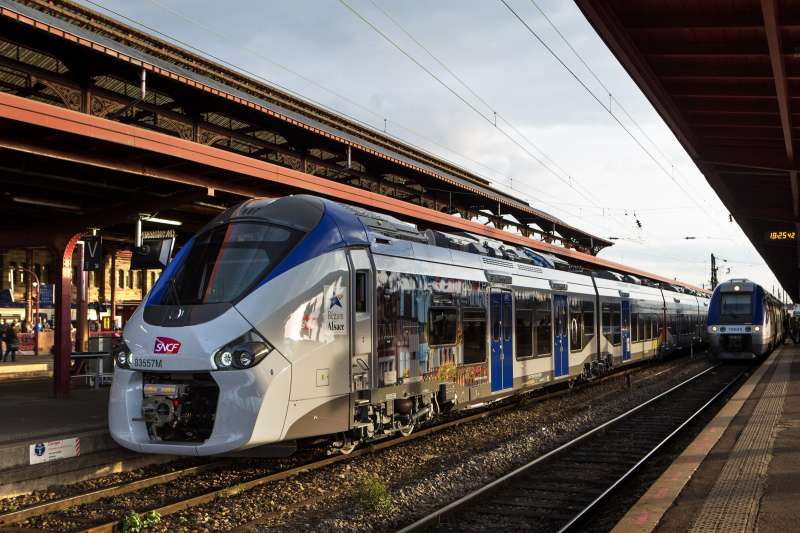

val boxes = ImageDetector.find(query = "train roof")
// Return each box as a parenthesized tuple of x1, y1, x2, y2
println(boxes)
(341, 199, 709, 298)
(206, 195, 709, 298)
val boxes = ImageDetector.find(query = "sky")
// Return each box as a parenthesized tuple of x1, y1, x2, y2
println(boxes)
(75, 0, 788, 298)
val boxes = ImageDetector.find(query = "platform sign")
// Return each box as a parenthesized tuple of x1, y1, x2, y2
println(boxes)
(39, 283, 54, 306)
(83, 236, 103, 271)
(29, 437, 81, 465)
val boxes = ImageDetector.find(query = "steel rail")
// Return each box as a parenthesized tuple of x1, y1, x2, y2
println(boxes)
(396, 363, 735, 533)
(73, 357, 680, 532)
(558, 366, 744, 532)
(0, 461, 229, 527)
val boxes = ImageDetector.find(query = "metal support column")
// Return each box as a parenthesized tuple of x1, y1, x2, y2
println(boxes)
(76, 242, 88, 352)
(110, 252, 116, 330)
(25, 248, 33, 327)
(53, 233, 80, 398)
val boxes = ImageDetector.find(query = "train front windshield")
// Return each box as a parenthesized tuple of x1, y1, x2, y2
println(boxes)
(158, 222, 300, 305)
(719, 292, 753, 324)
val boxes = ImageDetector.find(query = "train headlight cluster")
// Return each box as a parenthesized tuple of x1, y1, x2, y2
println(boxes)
(213, 330, 273, 370)
(115, 341, 132, 369)
(711, 326, 718, 332)
(755, 326, 761, 332)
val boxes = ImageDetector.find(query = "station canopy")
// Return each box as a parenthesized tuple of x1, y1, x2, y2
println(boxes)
(577, 0, 800, 300)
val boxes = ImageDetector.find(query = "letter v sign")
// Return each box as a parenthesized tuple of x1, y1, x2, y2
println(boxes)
(83, 236, 103, 272)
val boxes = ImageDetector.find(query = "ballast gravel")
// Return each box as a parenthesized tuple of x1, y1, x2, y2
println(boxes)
(154, 356, 714, 533)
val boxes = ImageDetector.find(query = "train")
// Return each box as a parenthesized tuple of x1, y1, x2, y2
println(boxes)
(109, 195, 709, 456)
(707, 278, 786, 360)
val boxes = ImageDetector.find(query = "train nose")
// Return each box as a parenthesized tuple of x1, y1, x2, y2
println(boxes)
(109, 348, 292, 455)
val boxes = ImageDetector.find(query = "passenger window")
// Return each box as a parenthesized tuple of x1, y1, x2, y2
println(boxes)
(429, 308, 457, 346)
(516, 309, 533, 359)
(612, 307, 621, 345)
(503, 295, 513, 343)
(492, 301, 501, 341)
(355, 271, 367, 313)
(631, 312, 639, 342)
(463, 309, 487, 364)
(534, 295, 552, 357)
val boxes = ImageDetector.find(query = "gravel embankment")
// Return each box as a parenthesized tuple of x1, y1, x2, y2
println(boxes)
(9, 355, 713, 532)
(162, 356, 713, 532)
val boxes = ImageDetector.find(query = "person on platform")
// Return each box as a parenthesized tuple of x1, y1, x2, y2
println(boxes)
(0, 319, 6, 357)
(3, 321, 19, 362)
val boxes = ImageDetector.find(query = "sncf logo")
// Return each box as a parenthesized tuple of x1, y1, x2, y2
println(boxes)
(154, 337, 181, 354)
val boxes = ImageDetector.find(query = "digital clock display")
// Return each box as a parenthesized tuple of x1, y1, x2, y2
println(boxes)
(766, 231, 797, 241)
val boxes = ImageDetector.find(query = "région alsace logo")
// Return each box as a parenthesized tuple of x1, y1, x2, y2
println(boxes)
(154, 337, 181, 354)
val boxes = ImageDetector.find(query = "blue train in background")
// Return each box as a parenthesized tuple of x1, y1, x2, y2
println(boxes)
(707, 279, 786, 359)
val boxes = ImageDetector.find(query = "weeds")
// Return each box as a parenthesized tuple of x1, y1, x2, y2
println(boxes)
(121, 510, 161, 533)
(354, 476, 392, 514)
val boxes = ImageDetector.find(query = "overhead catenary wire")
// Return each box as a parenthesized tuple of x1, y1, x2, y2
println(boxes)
(498, 0, 728, 232)
(337, 0, 646, 240)
(527, 0, 725, 218)
(335, 0, 607, 210)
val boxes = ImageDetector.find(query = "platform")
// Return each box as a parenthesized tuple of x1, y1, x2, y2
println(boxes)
(613, 342, 799, 532)
(0, 355, 53, 382)
(0, 379, 173, 497)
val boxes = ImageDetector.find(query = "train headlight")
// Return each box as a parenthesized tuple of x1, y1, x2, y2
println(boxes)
(115, 342, 131, 369)
(711, 326, 717, 332)
(755, 326, 761, 332)
(213, 330, 273, 371)
(217, 350, 233, 369)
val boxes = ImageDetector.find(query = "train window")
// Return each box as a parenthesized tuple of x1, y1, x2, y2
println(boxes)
(612, 307, 621, 345)
(355, 271, 367, 313)
(503, 293, 513, 343)
(429, 308, 457, 346)
(720, 292, 752, 323)
(569, 298, 583, 352)
(533, 292, 552, 357)
(462, 309, 487, 364)
(638, 315, 645, 341)
(569, 297, 594, 352)
(582, 299, 595, 347)
(602, 301, 613, 341)
(516, 308, 533, 359)
(157, 222, 301, 305)
(491, 299, 501, 342)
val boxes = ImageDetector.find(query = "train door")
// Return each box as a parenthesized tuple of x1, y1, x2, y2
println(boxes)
(490, 288, 513, 392)
(553, 294, 569, 377)
(621, 300, 631, 361)
(348, 249, 373, 392)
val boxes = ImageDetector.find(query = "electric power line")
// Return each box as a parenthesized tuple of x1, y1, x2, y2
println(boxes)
(499, 0, 729, 234)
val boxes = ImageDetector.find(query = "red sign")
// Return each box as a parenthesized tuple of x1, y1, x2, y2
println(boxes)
(154, 337, 181, 354)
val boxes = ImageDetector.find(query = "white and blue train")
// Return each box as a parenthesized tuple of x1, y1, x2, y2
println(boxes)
(109, 195, 709, 456)
(707, 279, 786, 360)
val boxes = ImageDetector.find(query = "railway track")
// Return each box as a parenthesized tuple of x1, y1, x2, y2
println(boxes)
(0, 354, 706, 532)
(398, 363, 748, 533)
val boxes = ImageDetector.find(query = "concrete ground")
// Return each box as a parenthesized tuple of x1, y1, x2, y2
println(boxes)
(615, 343, 800, 532)
(0, 379, 108, 443)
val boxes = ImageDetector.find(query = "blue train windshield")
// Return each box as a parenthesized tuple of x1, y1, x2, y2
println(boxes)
(156, 222, 300, 305)
(719, 292, 753, 323)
